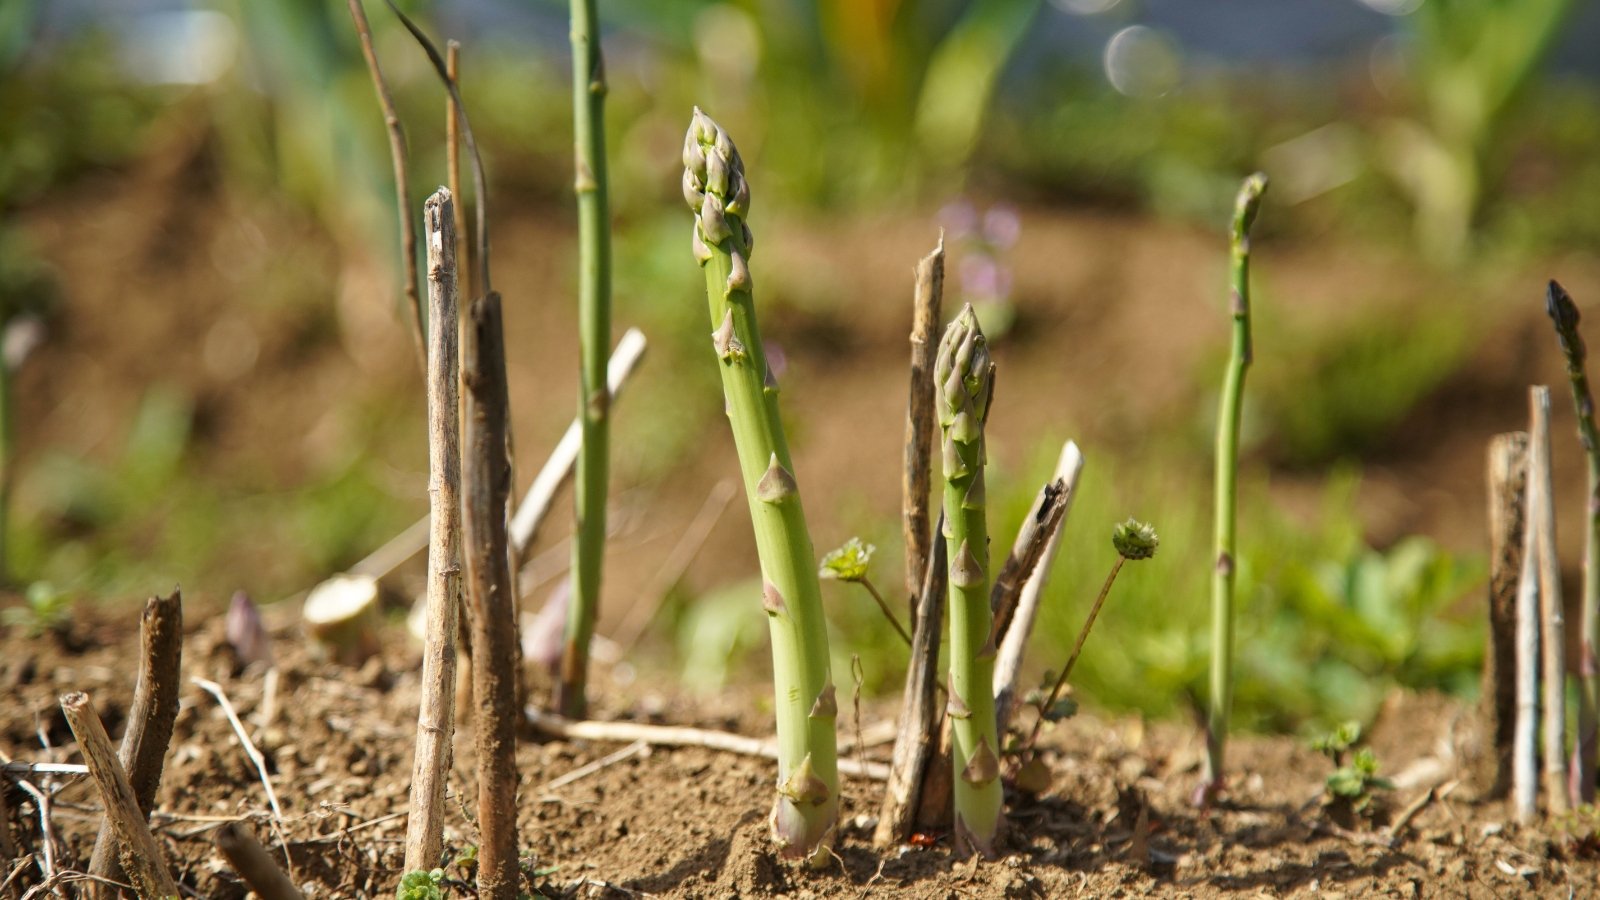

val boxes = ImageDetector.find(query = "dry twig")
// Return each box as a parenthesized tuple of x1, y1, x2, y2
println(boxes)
(404, 188, 463, 874)
(215, 822, 303, 900)
(191, 677, 290, 869)
(1529, 386, 1569, 814)
(461, 293, 520, 899)
(58, 693, 179, 899)
(902, 235, 944, 618)
(1481, 433, 1528, 799)
(88, 590, 182, 895)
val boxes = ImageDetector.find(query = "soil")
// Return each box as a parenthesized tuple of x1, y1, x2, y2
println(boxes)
(3, 608, 1598, 899)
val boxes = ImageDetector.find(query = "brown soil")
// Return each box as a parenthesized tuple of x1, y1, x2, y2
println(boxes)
(3, 608, 1597, 898)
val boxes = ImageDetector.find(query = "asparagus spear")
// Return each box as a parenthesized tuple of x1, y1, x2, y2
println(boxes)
(559, 0, 614, 719)
(936, 304, 1001, 858)
(1545, 279, 1598, 804)
(683, 109, 838, 864)
(1201, 172, 1268, 805)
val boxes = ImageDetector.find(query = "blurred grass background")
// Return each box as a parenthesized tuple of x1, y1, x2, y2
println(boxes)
(2, 0, 1598, 737)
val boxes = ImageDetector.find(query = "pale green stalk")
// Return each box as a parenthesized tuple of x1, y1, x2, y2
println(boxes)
(1202, 173, 1268, 803)
(1545, 278, 1599, 804)
(683, 109, 838, 863)
(936, 304, 1001, 858)
(559, 0, 613, 719)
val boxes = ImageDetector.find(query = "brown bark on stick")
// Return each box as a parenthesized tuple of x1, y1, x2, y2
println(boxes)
(88, 590, 182, 897)
(902, 238, 944, 619)
(59, 692, 180, 900)
(1529, 386, 1570, 814)
(461, 292, 520, 900)
(874, 523, 948, 847)
(403, 189, 463, 875)
(215, 822, 303, 900)
(1479, 432, 1528, 799)
(995, 441, 1085, 733)
(988, 477, 1070, 652)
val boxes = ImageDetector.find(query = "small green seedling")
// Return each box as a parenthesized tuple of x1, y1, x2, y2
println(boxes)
(1312, 721, 1392, 814)
(396, 869, 446, 900)
(819, 537, 911, 645)
(1, 582, 72, 637)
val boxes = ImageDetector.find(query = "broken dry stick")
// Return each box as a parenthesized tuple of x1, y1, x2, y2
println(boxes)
(302, 573, 380, 666)
(461, 292, 520, 900)
(1480, 432, 1528, 800)
(403, 188, 463, 875)
(1529, 385, 1569, 814)
(994, 441, 1085, 732)
(1513, 461, 1541, 825)
(59, 692, 180, 900)
(875, 520, 948, 847)
(989, 474, 1072, 658)
(88, 590, 182, 895)
(216, 822, 304, 900)
(524, 709, 888, 780)
(903, 236, 945, 619)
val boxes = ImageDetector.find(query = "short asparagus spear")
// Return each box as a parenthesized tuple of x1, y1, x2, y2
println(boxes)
(683, 109, 839, 864)
(936, 304, 1002, 858)
(1545, 279, 1600, 804)
(1201, 172, 1268, 805)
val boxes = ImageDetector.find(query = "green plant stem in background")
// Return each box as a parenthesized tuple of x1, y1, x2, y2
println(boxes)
(1202, 173, 1268, 804)
(683, 109, 838, 864)
(1545, 279, 1599, 804)
(936, 304, 1001, 858)
(559, 0, 613, 720)
(0, 353, 11, 585)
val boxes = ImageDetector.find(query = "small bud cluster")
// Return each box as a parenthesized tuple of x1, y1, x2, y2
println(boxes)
(934, 305, 994, 439)
(683, 108, 753, 260)
(1112, 518, 1159, 560)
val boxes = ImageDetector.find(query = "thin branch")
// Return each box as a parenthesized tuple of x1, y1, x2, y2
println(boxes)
(1481, 432, 1528, 800)
(1529, 386, 1568, 814)
(382, 0, 490, 299)
(902, 235, 945, 618)
(988, 474, 1071, 650)
(524, 710, 888, 781)
(88, 590, 182, 894)
(404, 188, 463, 874)
(539, 741, 645, 792)
(860, 578, 913, 647)
(190, 677, 291, 873)
(344, 0, 426, 373)
(995, 441, 1084, 732)
(58, 693, 179, 899)
(460, 293, 519, 899)
(446, 40, 469, 305)
(1023, 556, 1126, 755)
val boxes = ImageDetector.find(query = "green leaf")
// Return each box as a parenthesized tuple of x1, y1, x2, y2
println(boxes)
(396, 869, 445, 900)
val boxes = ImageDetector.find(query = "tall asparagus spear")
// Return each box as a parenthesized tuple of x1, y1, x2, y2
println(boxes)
(559, 0, 614, 719)
(683, 108, 838, 864)
(1201, 172, 1268, 805)
(1545, 279, 1599, 804)
(936, 304, 1002, 858)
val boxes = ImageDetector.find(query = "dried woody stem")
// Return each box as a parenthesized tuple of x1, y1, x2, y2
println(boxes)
(1513, 458, 1541, 824)
(988, 475, 1071, 663)
(344, 0, 425, 373)
(1528, 385, 1568, 814)
(903, 236, 944, 618)
(461, 293, 520, 899)
(994, 441, 1085, 732)
(1480, 432, 1528, 800)
(215, 822, 303, 900)
(403, 189, 462, 874)
(874, 522, 947, 847)
(59, 692, 179, 900)
(87, 591, 182, 897)
(446, 41, 469, 304)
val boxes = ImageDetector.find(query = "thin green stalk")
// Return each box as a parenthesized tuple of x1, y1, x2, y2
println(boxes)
(559, 0, 613, 719)
(1022, 519, 1156, 756)
(936, 304, 1001, 858)
(1545, 279, 1599, 803)
(683, 109, 838, 864)
(0, 352, 10, 585)
(1202, 173, 1268, 804)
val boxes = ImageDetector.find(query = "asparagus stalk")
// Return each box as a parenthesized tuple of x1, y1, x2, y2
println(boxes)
(1545, 279, 1599, 804)
(683, 108, 838, 863)
(1201, 172, 1268, 805)
(936, 304, 1001, 858)
(559, 0, 614, 720)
